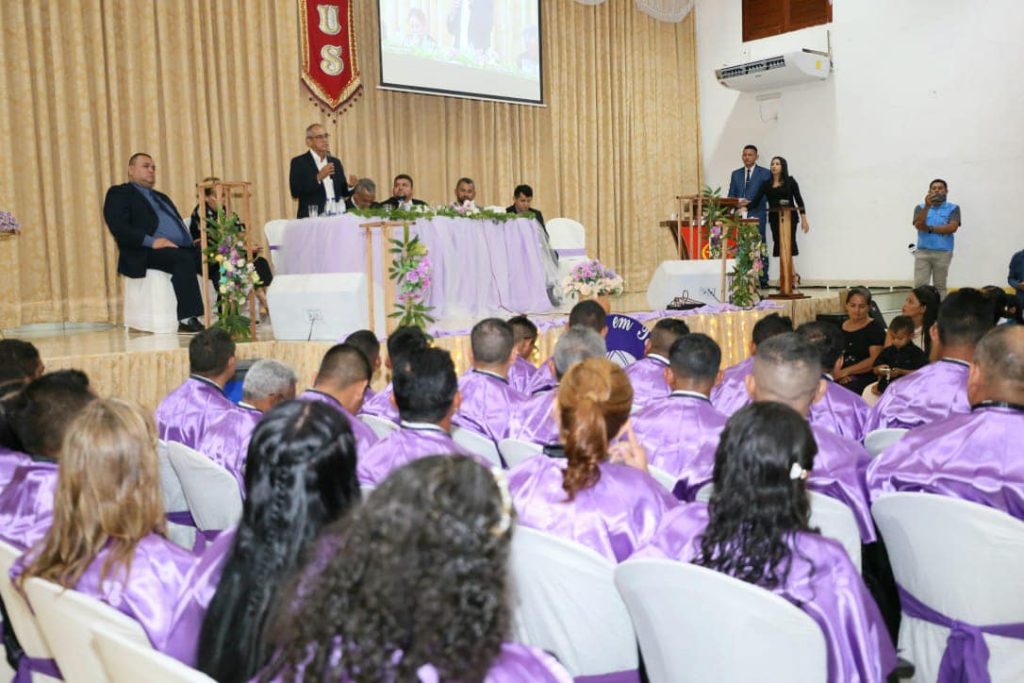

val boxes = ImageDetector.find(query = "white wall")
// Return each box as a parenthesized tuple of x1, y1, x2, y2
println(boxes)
(694, 0, 1024, 287)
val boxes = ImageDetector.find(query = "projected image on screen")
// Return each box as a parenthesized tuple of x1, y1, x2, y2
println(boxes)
(378, 0, 542, 104)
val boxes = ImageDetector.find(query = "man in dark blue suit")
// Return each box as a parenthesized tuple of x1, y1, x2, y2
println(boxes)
(728, 144, 771, 288)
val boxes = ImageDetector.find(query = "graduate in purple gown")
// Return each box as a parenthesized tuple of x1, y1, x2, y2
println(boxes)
(0, 445, 30, 493)
(509, 358, 678, 563)
(359, 326, 430, 423)
(0, 371, 94, 550)
(298, 342, 379, 454)
(165, 401, 362, 681)
(0, 338, 44, 399)
(711, 313, 793, 415)
(798, 320, 870, 441)
(524, 300, 608, 396)
(453, 318, 526, 441)
(866, 288, 994, 432)
(359, 348, 491, 485)
(630, 333, 727, 483)
(506, 315, 540, 395)
(868, 325, 1024, 519)
(634, 402, 896, 683)
(344, 329, 382, 403)
(259, 456, 573, 683)
(625, 318, 690, 408)
(508, 327, 606, 446)
(12, 398, 195, 651)
(238, 359, 297, 416)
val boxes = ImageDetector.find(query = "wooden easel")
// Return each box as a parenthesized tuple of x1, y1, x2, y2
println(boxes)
(360, 220, 412, 335)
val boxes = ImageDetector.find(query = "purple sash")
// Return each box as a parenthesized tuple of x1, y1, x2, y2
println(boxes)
(898, 586, 1024, 683)
(165, 510, 220, 553)
(14, 655, 62, 683)
(556, 248, 586, 258)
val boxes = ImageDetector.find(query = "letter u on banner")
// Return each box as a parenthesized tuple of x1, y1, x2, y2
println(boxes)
(300, 0, 362, 112)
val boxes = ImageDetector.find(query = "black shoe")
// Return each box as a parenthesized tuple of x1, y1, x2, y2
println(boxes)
(177, 318, 205, 335)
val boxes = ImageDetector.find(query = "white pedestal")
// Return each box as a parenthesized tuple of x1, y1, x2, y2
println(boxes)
(646, 260, 735, 310)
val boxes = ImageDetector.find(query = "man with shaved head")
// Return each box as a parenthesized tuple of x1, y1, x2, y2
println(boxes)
(299, 342, 379, 453)
(626, 318, 690, 407)
(711, 313, 793, 415)
(868, 326, 1024, 520)
(453, 318, 526, 441)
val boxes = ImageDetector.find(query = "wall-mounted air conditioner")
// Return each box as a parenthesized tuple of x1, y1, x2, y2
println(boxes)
(715, 50, 831, 92)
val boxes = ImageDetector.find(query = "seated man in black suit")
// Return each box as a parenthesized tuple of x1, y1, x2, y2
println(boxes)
(288, 123, 356, 218)
(506, 184, 545, 227)
(103, 152, 205, 334)
(345, 178, 377, 211)
(375, 174, 428, 211)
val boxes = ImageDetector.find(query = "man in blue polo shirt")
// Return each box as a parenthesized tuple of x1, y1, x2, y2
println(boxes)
(912, 178, 961, 298)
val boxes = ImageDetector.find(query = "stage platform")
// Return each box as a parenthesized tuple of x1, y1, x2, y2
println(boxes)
(11, 289, 847, 413)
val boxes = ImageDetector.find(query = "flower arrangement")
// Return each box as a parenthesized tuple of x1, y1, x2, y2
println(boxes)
(388, 225, 435, 333)
(349, 205, 524, 223)
(700, 186, 764, 308)
(561, 259, 625, 299)
(204, 209, 261, 340)
(0, 211, 20, 238)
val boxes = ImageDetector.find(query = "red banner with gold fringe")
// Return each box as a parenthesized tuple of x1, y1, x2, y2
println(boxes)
(299, 0, 362, 112)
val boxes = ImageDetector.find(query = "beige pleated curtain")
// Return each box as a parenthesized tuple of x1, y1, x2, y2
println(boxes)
(0, 0, 701, 329)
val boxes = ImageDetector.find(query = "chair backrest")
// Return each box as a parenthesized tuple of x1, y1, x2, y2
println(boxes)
(546, 218, 586, 251)
(646, 466, 678, 494)
(92, 622, 215, 683)
(694, 482, 713, 502)
(808, 491, 862, 572)
(509, 526, 638, 677)
(497, 438, 542, 468)
(165, 441, 243, 532)
(263, 219, 289, 270)
(359, 414, 399, 439)
(614, 559, 828, 683)
(872, 493, 1024, 625)
(864, 428, 908, 457)
(24, 578, 150, 683)
(157, 440, 187, 513)
(451, 427, 503, 468)
(0, 541, 60, 682)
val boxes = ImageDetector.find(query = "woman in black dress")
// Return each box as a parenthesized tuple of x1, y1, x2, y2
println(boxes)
(752, 156, 811, 260)
(835, 287, 886, 394)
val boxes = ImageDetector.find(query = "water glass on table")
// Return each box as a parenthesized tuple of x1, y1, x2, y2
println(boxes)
(308, 205, 319, 219)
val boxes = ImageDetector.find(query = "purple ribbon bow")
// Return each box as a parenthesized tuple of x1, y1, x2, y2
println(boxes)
(14, 655, 62, 683)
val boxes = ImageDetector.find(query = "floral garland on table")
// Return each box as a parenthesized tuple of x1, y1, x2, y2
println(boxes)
(204, 209, 261, 341)
(562, 259, 625, 299)
(388, 225, 436, 333)
(349, 205, 531, 223)
(701, 186, 765, 308)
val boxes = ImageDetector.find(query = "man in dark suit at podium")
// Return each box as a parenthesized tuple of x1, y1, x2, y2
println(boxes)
(728, 144, 771, 288)
(289, 123, 355, 218)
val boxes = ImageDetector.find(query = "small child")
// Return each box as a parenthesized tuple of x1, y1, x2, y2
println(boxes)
(872, 315, 928, 394)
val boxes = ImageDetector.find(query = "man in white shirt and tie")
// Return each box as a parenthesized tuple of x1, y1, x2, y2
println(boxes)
(728, 144, 771, 288)
(288, 123, 357, 219)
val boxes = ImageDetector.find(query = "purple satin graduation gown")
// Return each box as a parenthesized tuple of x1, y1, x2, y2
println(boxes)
(0, 459, 57, 550)
(508, 457, 678, 563)
(629, 392, 727, 480)
(524, 358, 558, 395)
(867, 404, 1024, 520)
(508, 388, 559, 446)
(0, 446, 31, 494)
(358, 382, 400, 423)
(864, 359, 970, 432)
(624, 355, 671, 407)
(634, 504, 897, 683)
(809, 377, 869, 442)
(507, 355, 539, 395)
(357, 424, 485, 486)
(710, 357, 754, 416)
(298, 389, 379, 454)
(452, 370, 525, 441)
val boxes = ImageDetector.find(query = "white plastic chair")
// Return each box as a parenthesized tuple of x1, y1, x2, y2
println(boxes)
(547, 217, 588, 286)
(263, 219, 289, 272)
(614, 558, 828, 683)
(694, 482, 713, 502)
(509, 526, 638, 678)
(451, 427, 503, 468)
(92, 622, 215, 683)
(157, 440, 195, 551)
(808, 491, 862, 573)
(497, 438, 542, 468)
(864, 428, 909, 458)
(122, 272, 178, 334)
(359, 414, 399, 439)
(24, 578, 150, 683)
(0, 541, 61, 683)
(872, 493, 1024, 683)
(165, 441, 243, 532)
(647, 466, 678, 494)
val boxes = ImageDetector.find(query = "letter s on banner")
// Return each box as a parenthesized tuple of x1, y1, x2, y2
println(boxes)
(320, 45, 344, 76)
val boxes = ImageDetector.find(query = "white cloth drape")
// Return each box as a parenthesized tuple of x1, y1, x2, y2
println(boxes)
(573, 0, 694, 23)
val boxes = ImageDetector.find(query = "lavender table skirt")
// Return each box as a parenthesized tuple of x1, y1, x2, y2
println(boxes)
(279, 214, 556, 320)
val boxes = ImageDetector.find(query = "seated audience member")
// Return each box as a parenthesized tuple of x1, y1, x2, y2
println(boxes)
(451, 176, 478, 210)
(711, 313, 793, 415)
(358, 348, 489, 485)
(506, 184, 545, 227)
(260, 456, 572, 682)
(798, 321, 870, 441)
(506, 315, 540, 394)
(866, 288, 994, 431)
(344, 329, 382, 400)
(868, 325, 1024, 519)
(981, 284, 1017, 326)
(453, 318, 525, 441)
(298, 343, 378, 453)
(344, 177, 376, 211)
(239, 359, 297, 414)
(155, 329, 258, 488)
(376, 174, 427, 210)
(626, 318, 690, 407)
(900, 285, 940, 356)
(289, 123, 355, 219)
(509, 358, 677, 563)
(871, 315, 928, 395)
(0, 371, 95, 547)
(359, 326, 430, 423)
(164, 401, 361, 677)
(13, 399, 194, 650)
(835, 287, 887, 395)
(525, 299, 608, 395)
(1010, 247, 1024, 323)
(509, 328, 606, 447)
(0, 339, 44, 398)
(634, 403, 897, 682)
(630, 334, 727, 483)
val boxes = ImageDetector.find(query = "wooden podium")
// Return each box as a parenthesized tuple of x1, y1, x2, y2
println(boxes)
(767, 206, 807, 300)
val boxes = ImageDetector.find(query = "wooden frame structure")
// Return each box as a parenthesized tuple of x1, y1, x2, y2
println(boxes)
(664, 194, 751, 297)
(360, 220, 412, 335)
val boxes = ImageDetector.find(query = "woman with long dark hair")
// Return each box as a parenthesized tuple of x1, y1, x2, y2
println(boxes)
(163, 400, 360, 680)
(749, 156, 810, 271)
(508, 357, 676, 563)
(259, 456, 571, 682)
(635, 402, 896, 682)
(900, 285, 940, 357)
